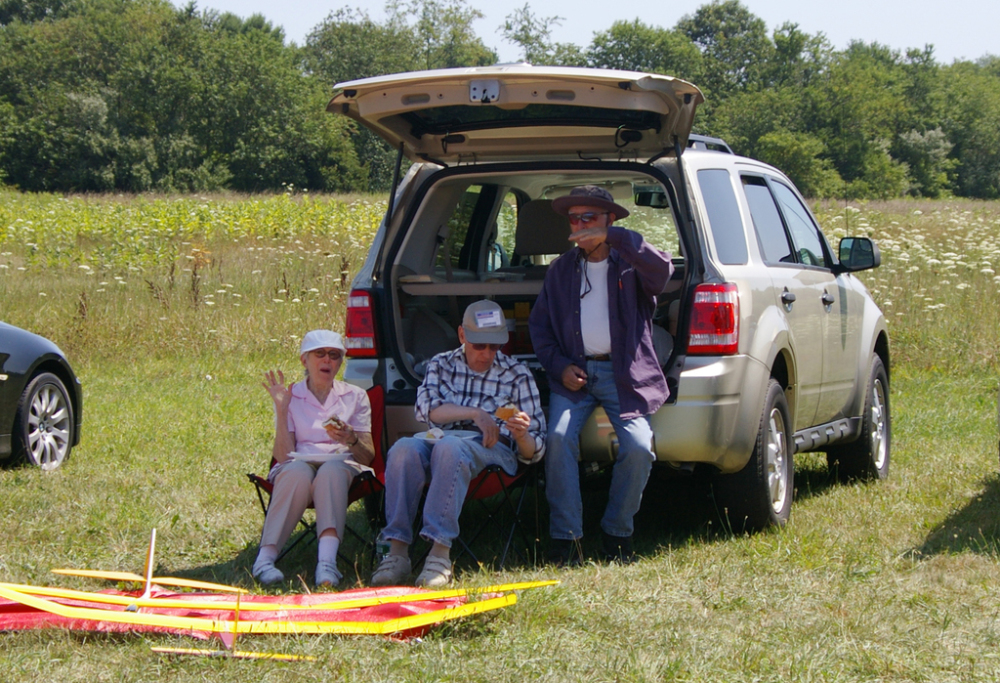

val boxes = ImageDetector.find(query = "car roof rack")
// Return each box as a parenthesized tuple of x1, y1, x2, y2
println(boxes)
(687, 134, 734, 154)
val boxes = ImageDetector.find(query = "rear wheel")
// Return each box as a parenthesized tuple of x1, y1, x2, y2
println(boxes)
(714, 379, 793, 531)
(827, 356, 890, 482)
(13, 372, 74, 471)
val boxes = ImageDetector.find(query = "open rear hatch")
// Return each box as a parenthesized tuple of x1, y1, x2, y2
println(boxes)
(327, 65, 703, 164)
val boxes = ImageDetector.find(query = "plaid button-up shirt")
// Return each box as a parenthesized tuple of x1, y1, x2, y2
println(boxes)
(415, 346, 546, 463)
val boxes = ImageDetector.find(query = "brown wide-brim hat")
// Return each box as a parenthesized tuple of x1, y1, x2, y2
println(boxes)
(551, 185, 630, 220)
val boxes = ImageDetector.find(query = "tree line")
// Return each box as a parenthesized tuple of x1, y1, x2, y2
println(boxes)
(1, 0, 998, 199)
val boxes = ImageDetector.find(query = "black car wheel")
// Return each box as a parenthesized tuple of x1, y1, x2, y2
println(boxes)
(827, 356, 890, 482)
(13, 372, 74, 471)
(715, 379, 793, 532)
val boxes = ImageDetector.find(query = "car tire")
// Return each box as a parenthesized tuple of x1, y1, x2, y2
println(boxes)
(714, 378, 793, 532)
(13, 372, 74, 471)
(827, 356, 890, 483)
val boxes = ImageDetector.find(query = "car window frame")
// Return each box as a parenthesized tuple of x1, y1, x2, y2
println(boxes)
(740, 172, 833, 271)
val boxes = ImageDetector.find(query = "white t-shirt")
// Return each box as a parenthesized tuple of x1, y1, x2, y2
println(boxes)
(580, 257, 612, 356)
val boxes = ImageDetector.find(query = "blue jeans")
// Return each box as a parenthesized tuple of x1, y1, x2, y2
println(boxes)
(546, 359, 655, 540)
(382, 435, 517, 548)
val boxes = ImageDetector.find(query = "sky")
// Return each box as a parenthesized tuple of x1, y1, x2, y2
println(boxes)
(177, 0, 997, 66)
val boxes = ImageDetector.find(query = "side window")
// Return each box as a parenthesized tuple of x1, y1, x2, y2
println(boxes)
(771, 181, 829, 268)
(435, 184, 499, 272)
(435, 185, 477, 271)
(697, 169, 748, 265)
(487, 191, 518, 271)
(742, 175, 793, 264)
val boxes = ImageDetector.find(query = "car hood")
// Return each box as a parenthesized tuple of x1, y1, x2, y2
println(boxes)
(327, 65, 704, 164)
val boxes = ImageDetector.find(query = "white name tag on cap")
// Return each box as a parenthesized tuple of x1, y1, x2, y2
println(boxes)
(475, 309, 503, 328)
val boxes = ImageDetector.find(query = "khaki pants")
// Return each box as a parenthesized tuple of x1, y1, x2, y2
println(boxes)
(260, 458, 366, 549)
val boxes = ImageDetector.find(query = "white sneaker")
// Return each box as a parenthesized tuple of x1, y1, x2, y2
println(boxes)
(370, 553, 412, 587)
(415, 556, 452, 588)
(315, 561, 342, 587)
(252, 560, 284, 585)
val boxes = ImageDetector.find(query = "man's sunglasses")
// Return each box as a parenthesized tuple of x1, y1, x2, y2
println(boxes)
(469, 342, 504, 352)
(567, 211, 609, 225)
(311, 349, 343, 360)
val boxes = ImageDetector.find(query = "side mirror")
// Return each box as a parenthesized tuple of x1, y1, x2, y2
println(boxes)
(838, 237, 881, 271)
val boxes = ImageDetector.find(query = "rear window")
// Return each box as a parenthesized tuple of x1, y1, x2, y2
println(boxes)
(697, 169, 748, 265)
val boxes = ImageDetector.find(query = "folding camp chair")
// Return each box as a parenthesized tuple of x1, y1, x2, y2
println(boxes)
(246, 385, 386, 567)
(408, 457, 540, 571)
(452, 460, 540, 569)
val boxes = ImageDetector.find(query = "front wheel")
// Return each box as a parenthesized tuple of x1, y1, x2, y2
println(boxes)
(714, 379, 793, 532)
(827, 356, 890, 482)
(13, 372, 75, 471)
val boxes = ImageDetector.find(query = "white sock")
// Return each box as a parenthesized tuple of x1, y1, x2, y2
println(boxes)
(255, 545, 278, 567)
(318, 536, 340, 564)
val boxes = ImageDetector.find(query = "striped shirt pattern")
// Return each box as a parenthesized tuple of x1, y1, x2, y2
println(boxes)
(415, 346, 546, 463)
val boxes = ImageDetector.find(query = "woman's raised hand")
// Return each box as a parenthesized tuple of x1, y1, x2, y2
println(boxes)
(262, 369, 292, 409)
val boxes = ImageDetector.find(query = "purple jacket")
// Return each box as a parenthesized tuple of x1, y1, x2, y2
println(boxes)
(529, 226, 674, 420)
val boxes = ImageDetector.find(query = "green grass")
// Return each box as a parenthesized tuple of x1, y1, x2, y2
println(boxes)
(1, 193, 1000, 680)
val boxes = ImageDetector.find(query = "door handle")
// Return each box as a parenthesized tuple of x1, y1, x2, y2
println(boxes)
(821, 292, 835, 306)
(781, 290, 796, 305)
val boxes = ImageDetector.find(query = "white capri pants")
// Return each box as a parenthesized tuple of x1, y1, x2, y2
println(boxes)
(259, 458, 368, 549)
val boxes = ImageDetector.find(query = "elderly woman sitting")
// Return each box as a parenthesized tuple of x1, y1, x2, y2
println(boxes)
(251, 330, 375, 587)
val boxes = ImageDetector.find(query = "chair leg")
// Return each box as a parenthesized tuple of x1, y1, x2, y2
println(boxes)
(498, 472, 536, 568)
(276, 523, 317, 563)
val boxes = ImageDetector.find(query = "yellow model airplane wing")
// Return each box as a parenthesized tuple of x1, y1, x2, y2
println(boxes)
(50, 569, 248, 594)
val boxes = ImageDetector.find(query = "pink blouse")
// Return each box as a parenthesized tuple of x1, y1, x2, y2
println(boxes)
(283, 379, 371, 455)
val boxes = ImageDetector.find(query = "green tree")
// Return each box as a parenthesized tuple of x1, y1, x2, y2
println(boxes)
(803, 41, 912, 195)
(896, 127, 954, 197)
(406, 0, 495, 69)
(0, 0, 363, 192)
(675, 0, 773, 100)
(304, 7, 419, 84)
(499, 4, 584, 66)
(501, 3, 559, 65)
(587, 19, 702, 80)
(755, 130, 842, 198)
(767, 22, 830, 89)
(939, 57, 1000, 198)
(0, 0, 76, 25)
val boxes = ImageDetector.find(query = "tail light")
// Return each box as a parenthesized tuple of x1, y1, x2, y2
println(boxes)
(688, 283, 739, 355)
(345, 289, 378, 357)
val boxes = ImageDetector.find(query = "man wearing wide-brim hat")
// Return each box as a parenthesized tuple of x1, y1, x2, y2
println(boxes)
(529, 185, 674, 565)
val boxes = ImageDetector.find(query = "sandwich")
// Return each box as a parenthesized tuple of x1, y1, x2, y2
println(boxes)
(323, 416, 346, 430)
(494, 403, 518, 421)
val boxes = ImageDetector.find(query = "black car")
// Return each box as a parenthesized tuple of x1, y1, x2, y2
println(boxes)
(0, 322, 82, 470)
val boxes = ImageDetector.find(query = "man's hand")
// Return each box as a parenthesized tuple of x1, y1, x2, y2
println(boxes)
(561, 364, 588, 391)
(471, 408, 500, 447)
(568, 225, 608, 252)
(504, 411, 531, 441)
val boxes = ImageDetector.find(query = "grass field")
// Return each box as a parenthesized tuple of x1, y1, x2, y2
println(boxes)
(1, 191, 999, 681)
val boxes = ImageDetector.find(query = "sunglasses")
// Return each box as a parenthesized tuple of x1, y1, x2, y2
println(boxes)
(567, 211, 609, 226)
(311, 349, 343, 360)
(469, 343, 504, 352)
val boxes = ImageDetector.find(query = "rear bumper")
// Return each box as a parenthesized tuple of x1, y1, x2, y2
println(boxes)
(579, 354, 768, 473)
